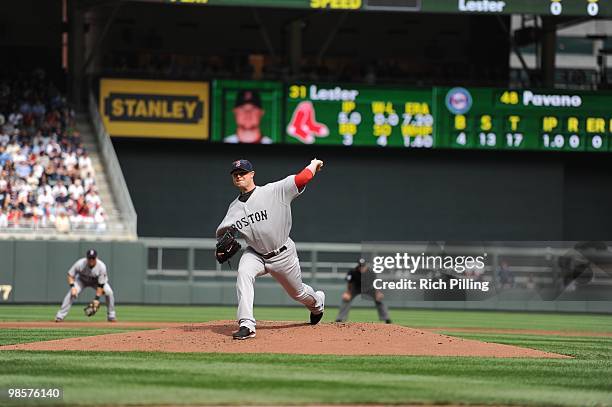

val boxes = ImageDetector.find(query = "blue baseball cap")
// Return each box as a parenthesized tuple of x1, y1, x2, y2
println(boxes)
(230, 159, 254, 174)
(86, 249, 97, 259)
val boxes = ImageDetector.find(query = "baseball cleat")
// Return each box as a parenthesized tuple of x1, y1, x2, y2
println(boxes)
(233, 326, 256, 340)
(310, 290, 325, 325)
(54, 318, 63, 323)
(107, 318, 117, 323)
(385, 319, 392, 324)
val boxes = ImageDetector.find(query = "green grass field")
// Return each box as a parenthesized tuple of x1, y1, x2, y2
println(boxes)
(0, 305, 611, 407)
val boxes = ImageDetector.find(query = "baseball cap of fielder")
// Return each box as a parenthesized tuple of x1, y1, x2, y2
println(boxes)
(86, 249, 97, 259)
(230, 159, 254, 174)
(234, 89, 262, 108)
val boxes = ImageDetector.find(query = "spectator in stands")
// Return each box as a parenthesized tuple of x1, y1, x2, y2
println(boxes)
(85, 186, 101, 207)
(31, 160, 43, 181)
(76, 196, 88, 216)
(8, 110, 23, 129)
(496, 260, 515, 289)
(0, 132, 9, 146)
(15, 157, 31, 178)
(526, 273, 537, 290)
(8, 207, 21, 226)
(52, 179, 66, 196)
(94, 206, 107, 231)
(78, 150, 92, 173)
(19, 100, 31, 116)
(55, 209, 70, 233)
(64, 149, 77, 168)
(83, 171, 95, 190)
(56, 189, 69, 205)
(0, 183, 8, 211)
(32, 99, 46, 123)
(0, 146, 8, 166)
(39, 203, 55, 227)
(0, 70, 107, 232)
(68, 178, 84, 200)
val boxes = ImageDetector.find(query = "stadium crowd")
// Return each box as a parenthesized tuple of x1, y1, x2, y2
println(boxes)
(0, 70, 107, 233)
(103, 52, 509, 87)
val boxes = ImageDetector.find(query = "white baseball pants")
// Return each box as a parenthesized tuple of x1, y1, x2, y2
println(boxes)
(56, 278, 116, 320)
(236, 238, 323, 332)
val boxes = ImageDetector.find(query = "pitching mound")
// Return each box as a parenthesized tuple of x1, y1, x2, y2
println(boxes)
(0, 320, 568, 358)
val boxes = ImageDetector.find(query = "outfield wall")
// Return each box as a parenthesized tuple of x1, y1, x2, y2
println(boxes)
(0, 240, 146, 304)
(0, 239, 610, 313)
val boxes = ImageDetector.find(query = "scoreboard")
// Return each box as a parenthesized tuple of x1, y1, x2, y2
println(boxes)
(155, 0, 612, 17)
(280, 83, 612, 153)
(285, 84, 433, 148)
(102, 77, 612, 154)
(435, 87, 612, 152)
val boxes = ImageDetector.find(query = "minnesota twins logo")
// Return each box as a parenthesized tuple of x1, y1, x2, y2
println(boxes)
(445, 87, 473, 115)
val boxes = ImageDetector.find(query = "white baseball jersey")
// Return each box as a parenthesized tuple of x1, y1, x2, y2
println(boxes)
(216, 175, 302, 254)
(68, 258, 108, 285)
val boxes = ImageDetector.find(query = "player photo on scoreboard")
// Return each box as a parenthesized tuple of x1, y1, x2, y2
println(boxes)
(211, 80, 283, 144)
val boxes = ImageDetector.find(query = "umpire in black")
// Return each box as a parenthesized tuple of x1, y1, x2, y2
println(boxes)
(335, 258, 391, 323)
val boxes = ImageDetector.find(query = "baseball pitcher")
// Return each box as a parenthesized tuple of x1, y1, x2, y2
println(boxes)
(55, 249, 117, 322)
(216, 158, 325, 339)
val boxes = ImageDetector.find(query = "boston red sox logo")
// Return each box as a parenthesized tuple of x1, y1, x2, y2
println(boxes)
(286, 101, 329, 144)
(233, 160, 241, 168)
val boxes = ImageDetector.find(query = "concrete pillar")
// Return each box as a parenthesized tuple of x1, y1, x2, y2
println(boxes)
(539, 17, 557, 88)
(289, 20, 303, 75)
(68, 0, 85, 110)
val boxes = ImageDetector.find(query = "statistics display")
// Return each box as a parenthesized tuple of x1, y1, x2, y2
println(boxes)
(154, 0, 612, 17)
(284, 83, 434, 148)
(434, 87, 612, 152)
(99, 78, 612, 154)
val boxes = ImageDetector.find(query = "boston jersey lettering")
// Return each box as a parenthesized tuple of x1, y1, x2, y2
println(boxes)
(216, 176, 302, 254)
(234, 210, 269, 230)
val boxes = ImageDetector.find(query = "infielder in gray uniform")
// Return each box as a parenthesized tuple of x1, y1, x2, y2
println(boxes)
(55, 249, 116, 322)
(216, 158, 325, 339)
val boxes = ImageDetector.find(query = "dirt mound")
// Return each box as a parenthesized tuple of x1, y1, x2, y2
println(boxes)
(431, 327, 612, 337)
(0, 321, 183, 329)
(0, 320, 568, 358)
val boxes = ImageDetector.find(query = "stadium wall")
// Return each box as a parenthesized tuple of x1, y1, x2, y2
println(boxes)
(0, 239, 609, 312)
(0, 240, 146, 304)
(1, 236, 609, 313)
(112, 139, 612, 241)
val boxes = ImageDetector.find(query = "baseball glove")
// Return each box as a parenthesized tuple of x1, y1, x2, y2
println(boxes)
(216, 226, 241, 264)
(83, 300, 100, 317)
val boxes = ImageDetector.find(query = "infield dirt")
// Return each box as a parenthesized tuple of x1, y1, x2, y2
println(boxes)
(0, 320, 569, 358)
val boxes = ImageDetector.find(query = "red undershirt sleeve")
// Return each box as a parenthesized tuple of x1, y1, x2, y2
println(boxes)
(294, 167, 314, 190)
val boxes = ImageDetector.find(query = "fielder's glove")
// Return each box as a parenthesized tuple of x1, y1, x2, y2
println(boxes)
(84, 300, 100, 317)
(216, 226, 241, 264)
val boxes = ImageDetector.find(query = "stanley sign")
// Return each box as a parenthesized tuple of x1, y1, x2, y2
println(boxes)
(99, 79, 210, 139)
